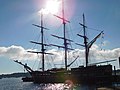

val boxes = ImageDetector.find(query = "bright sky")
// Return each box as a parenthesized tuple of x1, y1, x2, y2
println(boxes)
(0, 0, 120, 74)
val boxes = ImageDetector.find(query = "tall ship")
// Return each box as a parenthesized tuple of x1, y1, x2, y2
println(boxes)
(14, 0, 120, 87)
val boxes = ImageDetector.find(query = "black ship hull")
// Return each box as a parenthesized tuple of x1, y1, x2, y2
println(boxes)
(22, 65, 114, 87)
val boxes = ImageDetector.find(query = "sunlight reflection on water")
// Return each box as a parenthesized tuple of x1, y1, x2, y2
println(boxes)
(0, 78, 97, 90)
(0, 78, 76, 90)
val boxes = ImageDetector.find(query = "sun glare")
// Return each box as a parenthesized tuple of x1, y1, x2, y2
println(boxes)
(45, 0, 60, 14)
(39, 0, 60, 14)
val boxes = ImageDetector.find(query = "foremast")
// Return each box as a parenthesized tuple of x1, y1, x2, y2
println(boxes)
(14, 13, 52, 72)
(41, 13, 45, 72)
(27, 13, 52, 72)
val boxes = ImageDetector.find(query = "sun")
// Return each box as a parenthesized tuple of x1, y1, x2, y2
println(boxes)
(46, 0, 60, 14)
(40, 0, 60, 14)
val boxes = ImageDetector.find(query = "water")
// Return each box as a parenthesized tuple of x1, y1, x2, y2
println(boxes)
(0, 78, 97, 90)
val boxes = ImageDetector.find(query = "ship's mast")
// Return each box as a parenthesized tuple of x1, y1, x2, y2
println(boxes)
(28, 12, 52, 72)
(41, 13, 45, 71)
(51, 0, 73, 70)
(82, 14, 88, 67)
(77, 14, 88, 67)
(77, 14, 103, 67)
(62, 0, 67, 70)
(14, 12, 52, 72)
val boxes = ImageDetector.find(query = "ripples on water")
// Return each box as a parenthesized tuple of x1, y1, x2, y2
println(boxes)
(0, 78, 97, 90)
(0, 78, 74, 90)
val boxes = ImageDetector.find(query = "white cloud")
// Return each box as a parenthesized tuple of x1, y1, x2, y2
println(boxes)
(89, 44, 120, 61)
(0, 45, 37, 60)
(0, 45, 120, 65)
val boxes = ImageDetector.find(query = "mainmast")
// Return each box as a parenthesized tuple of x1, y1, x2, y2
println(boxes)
(51, 0, 72, 70)
(62, 0, 67, 70)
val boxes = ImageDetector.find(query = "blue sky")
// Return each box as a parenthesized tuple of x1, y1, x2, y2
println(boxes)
(0, 0, 120, 74)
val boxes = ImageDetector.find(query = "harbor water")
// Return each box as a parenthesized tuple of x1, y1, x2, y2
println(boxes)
(0, 78, 97, 90)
